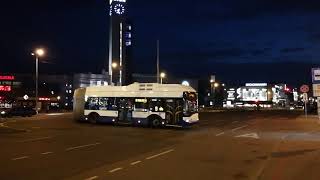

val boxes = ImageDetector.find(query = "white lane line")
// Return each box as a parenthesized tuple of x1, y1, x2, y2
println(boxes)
(18, 136, 53, 143)
(41, 152, 53, 155)
(12, 156, 30, 161)
(216, 132, 225, 136)
(108, 167, 123, 173)
(231, 125, 248, 132)
(146, 149, 174, 160)
(47, 113, 65, 116)
(84, 176, 99, 180)
(66, 143, 101, 151)
(130, 160, 142, 165)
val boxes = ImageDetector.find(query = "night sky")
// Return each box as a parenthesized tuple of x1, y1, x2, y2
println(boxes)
(1, 0, 320, 85)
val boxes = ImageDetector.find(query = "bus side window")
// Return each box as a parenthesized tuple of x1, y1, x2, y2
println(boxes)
(149, 98, 164, 112)
(107, 98, 118, 110)
(134, 98, 148, 110)
(85, 97, 99, 110)
(99, 97, 108, 110)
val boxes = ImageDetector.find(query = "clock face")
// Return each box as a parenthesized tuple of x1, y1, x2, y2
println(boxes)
(114, 4, 125, 15)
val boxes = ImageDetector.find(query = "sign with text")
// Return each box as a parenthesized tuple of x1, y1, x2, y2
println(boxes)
(313, 84, 320, 97)
(0, 75, 14, 80)
(312, 68, 320, 83)
(0, 86, 11, 92)
(245, 83, 267, 87)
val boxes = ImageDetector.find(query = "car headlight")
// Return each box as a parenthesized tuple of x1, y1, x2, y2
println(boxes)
(1, 111, 5, 115)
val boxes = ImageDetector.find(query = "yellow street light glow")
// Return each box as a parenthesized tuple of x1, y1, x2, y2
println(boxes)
(160, 72, 166, 78)
(214, 83, 219, 88)
(112, 62, 118, 68)
(35, 48, 45, 57)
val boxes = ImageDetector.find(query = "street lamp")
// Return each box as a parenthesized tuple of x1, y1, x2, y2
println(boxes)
(214, 82, 220, 88)
(31, 48, 45, 113)
(160, 72, 166, 84)
(112, 62, 118, 69)
(110, 62, 118, 86)
(182, 80, 190, 86)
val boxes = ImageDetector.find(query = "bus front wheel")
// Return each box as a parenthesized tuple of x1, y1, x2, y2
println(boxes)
(88, 113, 99, 124)
(149, 116, 161, 128)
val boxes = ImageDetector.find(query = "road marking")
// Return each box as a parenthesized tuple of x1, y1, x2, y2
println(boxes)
(130, 160, 142, 165)
(235, 133, 260, 139)
(166, 124, 183, 128)
(18, 136, 53, 143)
(31, 127, 41, 129)
(232, 121, 239, 124)
(47, 113, 65, 116)
(146, 149, 174, 160)
(84, 176, 99, 180)
(66, 143, 101, 151)
(216, 132, 225, 136)
(109, 167, 123, 173)
(232, 125, 248, 132)
(0, 123, 4, 127)
(12, 156, 29, 161)
(41, 152, 53, 155)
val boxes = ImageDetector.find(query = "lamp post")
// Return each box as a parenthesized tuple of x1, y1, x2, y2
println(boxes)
(160, 72, 166, 84)
(31, 48, 45, 114)
(110, 62, 118, 86)
(209, 79, 220, 107)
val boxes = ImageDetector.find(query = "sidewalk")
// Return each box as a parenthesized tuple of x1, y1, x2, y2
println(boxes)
(0, 112, 72, 123)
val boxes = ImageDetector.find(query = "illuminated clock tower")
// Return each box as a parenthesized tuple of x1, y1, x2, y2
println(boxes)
(108, 0, 131, 86)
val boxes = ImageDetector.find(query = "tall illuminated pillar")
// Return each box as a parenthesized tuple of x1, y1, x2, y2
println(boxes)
(108, 0, 128, 86)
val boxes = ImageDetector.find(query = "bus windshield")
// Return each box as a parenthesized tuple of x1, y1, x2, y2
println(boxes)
(183, 92, 198, 114)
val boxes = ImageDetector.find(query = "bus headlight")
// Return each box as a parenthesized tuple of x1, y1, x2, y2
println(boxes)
(1, 111, 5, 115)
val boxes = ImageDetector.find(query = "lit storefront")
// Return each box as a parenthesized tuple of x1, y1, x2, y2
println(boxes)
(223, 83, 294, 108)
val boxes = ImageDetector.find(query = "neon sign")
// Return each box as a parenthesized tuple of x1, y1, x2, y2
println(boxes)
(110, 0, 126, 4)
(0, 76, 15, 80)
(0, 86, 11, 92)
(39, 97, 51, 101)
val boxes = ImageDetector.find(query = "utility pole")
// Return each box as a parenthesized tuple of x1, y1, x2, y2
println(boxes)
(157, 40, 160, 83)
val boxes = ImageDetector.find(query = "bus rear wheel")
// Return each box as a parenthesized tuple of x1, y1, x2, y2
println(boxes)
(88, 113, 99, 124)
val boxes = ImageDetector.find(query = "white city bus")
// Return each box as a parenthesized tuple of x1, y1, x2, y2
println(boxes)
(73, 83, 199, 127)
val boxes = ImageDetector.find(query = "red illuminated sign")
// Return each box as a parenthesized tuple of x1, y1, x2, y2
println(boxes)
(0, 86, 11, 92)
(0, 76, 15, 80)
(39, 97, 51, 101)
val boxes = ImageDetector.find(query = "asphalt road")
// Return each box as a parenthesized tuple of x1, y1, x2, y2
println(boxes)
(1, 111, 320, 180)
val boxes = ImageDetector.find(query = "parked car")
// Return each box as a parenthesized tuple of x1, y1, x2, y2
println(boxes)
(0, 107, 37, 118)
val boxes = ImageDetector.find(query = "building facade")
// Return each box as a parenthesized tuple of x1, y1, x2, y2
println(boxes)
(0, 73, 73, 111)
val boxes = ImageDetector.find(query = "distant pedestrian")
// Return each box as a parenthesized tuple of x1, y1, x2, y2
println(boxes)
(255, 100, 260, 111)
(46, 104, 50, 113)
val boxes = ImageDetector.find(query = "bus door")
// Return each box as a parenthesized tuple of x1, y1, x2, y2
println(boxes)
(118, 98, 133, 123)
(165, 99, 183, 124)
